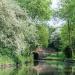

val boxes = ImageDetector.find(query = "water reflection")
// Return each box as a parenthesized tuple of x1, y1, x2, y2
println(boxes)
(33, 60, 75, 75)
(64, 62, 73, 75)
(0, 60, 75, 75)
(33, 60, 59, 75)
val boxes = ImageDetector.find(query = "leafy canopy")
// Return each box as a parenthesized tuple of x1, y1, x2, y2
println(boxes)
(37, 25, 49, 48)
(17, 0, 51, 20)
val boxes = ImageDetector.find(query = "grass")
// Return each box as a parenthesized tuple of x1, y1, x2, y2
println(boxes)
(45, 52, 65, 59)
(18, 55, 33, 64)
(0, 55, 14, 64)
(0, 53, 33, 65)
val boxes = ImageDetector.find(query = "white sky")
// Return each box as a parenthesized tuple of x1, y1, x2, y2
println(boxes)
(48, 17, 65, 28)
(48, 0, 65, 28)
(51, 0, 60, 10)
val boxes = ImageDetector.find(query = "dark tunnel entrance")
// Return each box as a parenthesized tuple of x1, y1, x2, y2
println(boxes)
(33, 52, 39, 60)
(33, 52, 39, 66)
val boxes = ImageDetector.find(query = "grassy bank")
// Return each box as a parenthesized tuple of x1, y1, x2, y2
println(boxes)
(18, 55, 33, 64)
(0, 55, 14, 64)
(45, 52, 65, 60)
(0, 54, 33, 65)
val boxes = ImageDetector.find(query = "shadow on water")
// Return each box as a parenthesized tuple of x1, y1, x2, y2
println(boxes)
(63, 62, 75, 75)
(0, 60, 75, 75)
(33, 60, 75, 75)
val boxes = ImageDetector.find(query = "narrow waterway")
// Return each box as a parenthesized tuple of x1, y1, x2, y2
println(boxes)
(0, 60, 75, 75)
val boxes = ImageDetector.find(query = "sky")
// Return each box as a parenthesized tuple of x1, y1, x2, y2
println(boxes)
(48, 18, 65, 28)
(51, 0, 60, 10)
(48, 0, 65, 28)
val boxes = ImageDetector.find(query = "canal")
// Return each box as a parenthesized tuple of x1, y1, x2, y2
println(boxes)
(0, 60, 75, 75)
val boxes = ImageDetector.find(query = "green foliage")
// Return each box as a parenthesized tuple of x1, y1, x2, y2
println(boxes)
(49, 31, 62, 51)
(59, 0, 75, 21)
(0, 0, 39, 63)
(60, 24, 75, 50)
(60, 25, 69, 49)
(48, 27, 55, 46)
(0, 0, 54, 63)
(37, 25, 49, 48)
(0, 55, 14, 64)
(46, 52, 65, 59)
(17, 0, 51, 20)
(58, 0, 75, 52)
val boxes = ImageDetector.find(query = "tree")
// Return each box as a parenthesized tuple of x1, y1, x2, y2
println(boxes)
(0, 0, 39, 63)
(48, 30, 62, 51)
(48, 26, 55, 47)
(37, 25, 49, 48)
(60, 24, 75, 51)
(16, 0, 51, 20)
(57, 0, 75, 57)
(58, 0, 75, 46)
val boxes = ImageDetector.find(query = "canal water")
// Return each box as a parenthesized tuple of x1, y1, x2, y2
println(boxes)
(0, 60, 75, 75)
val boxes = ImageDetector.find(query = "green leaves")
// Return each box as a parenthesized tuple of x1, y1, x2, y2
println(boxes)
(0, 0, 38, 54)
(17, 0, 51, 20)
(57, 0, 75, 50)
(59, 0, 75, 23)
(60, 24, 75, 50)
(37, 25, 49, 48)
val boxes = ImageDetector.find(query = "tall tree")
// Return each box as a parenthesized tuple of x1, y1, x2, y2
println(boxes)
(57, 0, 75, 56)
(37, 25, 49, 48)
(16, 0, 51, 20)
(59, 0, 75, 45)
(0, 0, 38, 61)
